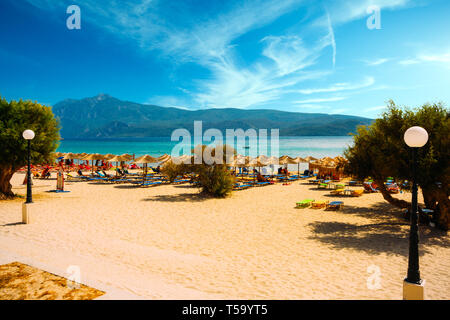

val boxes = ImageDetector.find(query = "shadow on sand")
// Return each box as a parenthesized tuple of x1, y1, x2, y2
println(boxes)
(307, 201, 450, 256)
(142, 192, 210, 202)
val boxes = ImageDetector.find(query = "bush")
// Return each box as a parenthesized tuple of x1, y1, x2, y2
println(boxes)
(161, 161, 187, 183)
(195, 164, 235, 198)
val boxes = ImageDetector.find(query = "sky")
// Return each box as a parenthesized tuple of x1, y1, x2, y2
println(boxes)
(0, 0, 449, 118)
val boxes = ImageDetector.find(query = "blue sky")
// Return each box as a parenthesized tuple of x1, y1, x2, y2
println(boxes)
(0, 0, 449, 118)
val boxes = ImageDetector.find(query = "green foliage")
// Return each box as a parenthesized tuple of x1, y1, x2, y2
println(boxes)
(344, 100, 450, 229)
(0, 97, 60, 198)
(345, 100, 449, 189)
(0, 97, 60, 170)
(161, 161, 188, 183)
(162, 145, 236, 198)
(194, 163, 235, 198)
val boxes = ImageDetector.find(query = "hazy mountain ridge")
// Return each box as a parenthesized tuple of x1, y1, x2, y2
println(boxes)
(52, 94, 373, 138)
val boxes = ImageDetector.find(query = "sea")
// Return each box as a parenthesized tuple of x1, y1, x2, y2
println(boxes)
(57, 136, 353, 172)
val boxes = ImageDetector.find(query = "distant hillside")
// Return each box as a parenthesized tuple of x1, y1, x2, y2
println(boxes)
(51, 94, 373, 138)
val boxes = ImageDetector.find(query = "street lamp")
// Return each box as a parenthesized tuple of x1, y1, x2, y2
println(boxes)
(22, 129, 35, 203)
(403, 126, 428, 300)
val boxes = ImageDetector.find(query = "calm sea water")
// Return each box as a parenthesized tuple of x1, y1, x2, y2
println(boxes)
(57, 136, 353, 159)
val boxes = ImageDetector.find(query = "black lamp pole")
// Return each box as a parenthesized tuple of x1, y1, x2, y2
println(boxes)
(26, 139, 33, 203)
(406, 147, 420, 284)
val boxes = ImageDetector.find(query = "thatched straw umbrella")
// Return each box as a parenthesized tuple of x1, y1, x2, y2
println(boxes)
(293, 156, 306, 174)
(157, 154, 171, 163)
(279, 156, 297, 175)
(107, 155, 130, 175)
(134, 154, 159, 183)
(82, 153, 105, 174)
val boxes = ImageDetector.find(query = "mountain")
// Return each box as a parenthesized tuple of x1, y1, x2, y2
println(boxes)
(51, 94, 373, 138)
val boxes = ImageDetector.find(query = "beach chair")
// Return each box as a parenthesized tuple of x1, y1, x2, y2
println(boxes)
(326, 201, 344, 210)
(386, 183, 400, 194)
(350, 189, 364, 197)
(141, 181, 163, 187)
(173, 179, 190, 184)
(330, 188, 344, 195)
(296, 199, 314, 208)
(317, 183, 328, 189)
(233, 183, 252, 191)
(363, 182, 378, 193)
(311, 200, 328, 209)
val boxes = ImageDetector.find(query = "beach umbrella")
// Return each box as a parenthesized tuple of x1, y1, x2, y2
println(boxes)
(82, 153, 105, 173)
(170, 154, 192, 165)
(134, 155, 159, 182)
(304, 156, 318, 162)
(293, 156, 306, 174)
(107, 155, 130, 175)
(156, 154, 171, 163)
(63, 152, 79, 160)
(103, 153, 116, 160)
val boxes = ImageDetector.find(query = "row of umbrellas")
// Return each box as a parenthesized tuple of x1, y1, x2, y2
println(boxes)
(53, 152, 346, 170)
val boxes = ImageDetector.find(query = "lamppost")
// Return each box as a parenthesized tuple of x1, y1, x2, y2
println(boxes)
(403, 126, 428, 300)
(22, 130, 35, 213)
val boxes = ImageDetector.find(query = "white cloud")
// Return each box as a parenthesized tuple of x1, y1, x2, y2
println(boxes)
(365, 105, 386, 111)
(316, 0, 412, 26)
(295, 97, 346, 104)
(364, 58, 390, 66)
(400, 51, 450, 66)
(299, 77, 375, 94)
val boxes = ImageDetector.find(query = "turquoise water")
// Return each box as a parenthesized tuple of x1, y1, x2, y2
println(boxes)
(57, 136, 353, 158)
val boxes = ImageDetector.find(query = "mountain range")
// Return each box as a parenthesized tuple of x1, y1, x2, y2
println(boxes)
(51, 94, 373, 138)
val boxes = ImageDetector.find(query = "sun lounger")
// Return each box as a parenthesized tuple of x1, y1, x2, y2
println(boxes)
(296, 199, 314, 208)
(311, 200, 328, 209)
(363, 182, 379, 193)
(233, 183, 252, 190)
(173, 179, 190, 184)
(330, 188, 344, 195)
(141, 181, 163, 187)
(317, 183, 328, 189)
(326, 201, 344, 210)
(350, 189, 364, 197)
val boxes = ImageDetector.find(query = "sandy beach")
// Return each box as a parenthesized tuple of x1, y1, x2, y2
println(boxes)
(0, 172, 449, 300)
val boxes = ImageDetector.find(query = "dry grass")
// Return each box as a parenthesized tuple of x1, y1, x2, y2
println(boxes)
(0, 262, 105, 300)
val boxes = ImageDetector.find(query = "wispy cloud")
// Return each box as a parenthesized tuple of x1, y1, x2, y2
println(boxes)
(316, 0, 412, 26)
(399, 51, 450, 66)
(364, 58, 390, 66)
(23, 0, 417, 111)
(299, 77, 375, 94)
(294, 97, 346, 104)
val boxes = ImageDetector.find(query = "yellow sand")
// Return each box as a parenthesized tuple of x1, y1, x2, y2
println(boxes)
(0, 262, 104, 300)
(0, 172, 449, 299)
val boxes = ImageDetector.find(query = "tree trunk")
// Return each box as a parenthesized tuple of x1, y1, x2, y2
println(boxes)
(422, 190, 438, 210)
(0, 166, 16, 199)
(375, 178, 410, 209)
(435, 189, 450, 231)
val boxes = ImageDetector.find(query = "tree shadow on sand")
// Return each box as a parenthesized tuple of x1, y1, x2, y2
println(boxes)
(307, 201, 450, 257)
(141, 192, 210, 202)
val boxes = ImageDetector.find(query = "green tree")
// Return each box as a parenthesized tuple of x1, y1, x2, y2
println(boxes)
(161, 144, 236, 198)
(0, 97, 60, 199)
(344, 101, 450, 230)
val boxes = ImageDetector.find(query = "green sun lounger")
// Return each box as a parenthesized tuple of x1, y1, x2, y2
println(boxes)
(296, 199, 314, 208)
